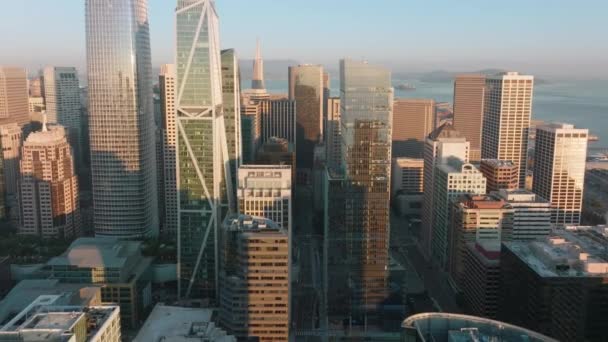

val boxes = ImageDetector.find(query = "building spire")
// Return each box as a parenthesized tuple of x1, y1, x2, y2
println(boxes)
(42, 111, 48, 132)
(252, 38, 265, 90)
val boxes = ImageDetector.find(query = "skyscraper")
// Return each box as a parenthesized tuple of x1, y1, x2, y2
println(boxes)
(43, 67, 82, 167)
(328, 59, 393, 313)
(18, 122, 80, 239)
(240, 98, 261, 164)
(482, 72, 534, 188)
(0, 67, 29, 127)
(289, 65, 324, 183)
(221, 49, 242, 208)
(421, 124, 469, 258)
(219, 215, 290, 341)
(0, 123, 22, 210)
(533, 123, 588, 225)
(325, 97, 341, 170)
(251, 40, 265, 91)
(159, 64, 177, 237)
(453, 74, 486, 162)
(392, 99, 435, 158)
(260, 98, 296, 144)
(175, 0, 235, 300)
(85, 0, 158, 239)
(432, 162, 486, 267)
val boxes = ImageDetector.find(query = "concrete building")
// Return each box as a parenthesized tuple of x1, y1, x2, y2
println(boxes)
(0, 67, 29, 127)
(28, 96, 45, 114)
(175, 0, 237, 300)
(402, 313, 556, 342)
(325, 97, 341, 170)
(260, 98, 296, 145)
(135, 304, 235, 341)
(533, 123, 588, 225)
(0, 122, 22, 208)
(480, 159, 518, 193)
(500, 228, 608, 342)
(0, 297, 121, 342)
(326, 59, 393, 314)
(481, 72, 534, 188)
(219, 215, 289, 341)
(422, 124, 469, 259)
(38, 238, 153, 328)
(85, 0, 158, 239)
(42, 66, 82, 167)
(494, 189, 552, 241)
(461, 241, 501, 319)
(18, 123, 80, 239)
(240, 98, 262, 164)
(289, 65, 324, 182)
(453, 74, 486, 162)
(237, 165, 292, 247)
(432, 163, 486, 268)
(159, 64, 177, 237)
(392, 158, 424, 196)
(448, 194, 508, 287)
(392, 99, 435, 158)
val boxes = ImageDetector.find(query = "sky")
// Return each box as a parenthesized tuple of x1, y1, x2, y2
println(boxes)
(1, 0, 607, 78)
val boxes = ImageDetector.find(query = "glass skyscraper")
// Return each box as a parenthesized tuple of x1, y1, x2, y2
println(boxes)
(326, 60, 393, 316)
(175, 0, 237, 301)
(85, 0, 158, 239)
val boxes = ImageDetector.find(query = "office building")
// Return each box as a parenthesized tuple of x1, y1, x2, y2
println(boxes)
(0, 153, 4, 220)
(42, 67, 82, 166)
(0, 122, 22, 207)
(533, 123, 588, 225)
(85, 0, 158, 238)
(135, 304, 235, 341)
(175, 0, 236, 300)
(251, 40, 266, 92)
(432, 162, 486, 267)
(453, 74, 486, 162)
(421, 124, 469, 258)
(159, 64, 177, 236)
(392, 99, 435, 158)
(327, 59, 393, 313)
(494, 189, 552, 241)
(0, 298, 121, 342)
(449, 194, 508, 287)
(461, 240, 501, 319)
(221, 49, 242, 210)
(260, 98, 296, 144)
(0, 67, 29, 127)
(325, 97, 341, 170)
(240, 98, 262, 164)
(256, 137, 296, 180)
(500, 228, 608, 342)
(402, 313, 556, 342)
(28, 96, 45, 113)
(480, 159, 518, 193)
(18, 123, 80, 239)
(482, 72, 534, 188)
(392, 158, 424, 196)
(39, 238, 153, 327)
(289, 64, 324, 183)
(219, 215, 289, 341)
(29, 76, 44, 98)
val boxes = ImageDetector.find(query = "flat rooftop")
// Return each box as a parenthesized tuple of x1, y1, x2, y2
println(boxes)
(481, 159, 516, 168)
(504, 229, 608, 277)
(47, 237, 143, 269)
(134, 304, 235, 342)
(224, 214, 284, 234)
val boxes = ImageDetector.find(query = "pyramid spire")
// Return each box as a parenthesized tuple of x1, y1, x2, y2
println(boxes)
(252, 39, 265, 90)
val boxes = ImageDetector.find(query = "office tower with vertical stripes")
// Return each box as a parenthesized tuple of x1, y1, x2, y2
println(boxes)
(453, 74, 486, 162)
(85, 0, 158, 239)
(175, 0, 236, 301)
(160, 64, 178, 237)
(482, 72, 533, 188)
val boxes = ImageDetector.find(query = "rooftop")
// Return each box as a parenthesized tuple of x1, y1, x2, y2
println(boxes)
(47, 237, 143, 269)
(428, 123, 465, 141)
(494, 189, 549, 204)
(504, 229, 608, 278)
(223, 214, 283, 234)
(134, 304, 236, 342)
(24, 124, 66, 145)
(481, 159, 516, 168)
(402, 313, 556, 342)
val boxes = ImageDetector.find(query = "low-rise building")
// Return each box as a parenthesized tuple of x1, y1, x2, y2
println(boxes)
(134, 304, 235, 341)
(0, 296, 121, 342)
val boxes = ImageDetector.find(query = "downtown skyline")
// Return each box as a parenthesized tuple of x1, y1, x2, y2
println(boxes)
(2, 0, 607, 78)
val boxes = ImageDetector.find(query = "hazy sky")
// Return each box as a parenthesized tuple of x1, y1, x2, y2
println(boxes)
(1, 0, 607, 78)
